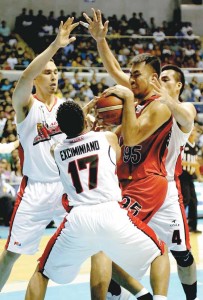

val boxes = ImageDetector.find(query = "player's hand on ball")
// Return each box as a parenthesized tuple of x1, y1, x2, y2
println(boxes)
(102, 85, 134, 102)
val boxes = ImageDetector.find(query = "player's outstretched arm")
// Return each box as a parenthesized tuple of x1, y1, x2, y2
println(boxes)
(12, 18, 79, 113)
(81, 8, 129, 88)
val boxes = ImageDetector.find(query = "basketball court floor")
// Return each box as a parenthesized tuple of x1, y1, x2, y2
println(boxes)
(0, 220, 203, 300)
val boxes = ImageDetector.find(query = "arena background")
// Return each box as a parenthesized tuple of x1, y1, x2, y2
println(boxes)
(0, 0, 203, 299)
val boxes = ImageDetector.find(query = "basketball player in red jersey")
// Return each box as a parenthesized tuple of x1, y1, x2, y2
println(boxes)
(0, 18, 79, 291)
(81, 9, 198, 300)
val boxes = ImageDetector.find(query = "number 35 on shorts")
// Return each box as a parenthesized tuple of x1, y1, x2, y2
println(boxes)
(119, 196, 142, 216)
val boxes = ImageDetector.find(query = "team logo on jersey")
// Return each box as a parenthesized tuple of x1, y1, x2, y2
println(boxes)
(170, 219, 180, 227)
(33, 122, 62, 145)
(14, 241, 22, 246)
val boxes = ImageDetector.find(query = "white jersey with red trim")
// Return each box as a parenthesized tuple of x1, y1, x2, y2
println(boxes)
(165, 118, 192, 181)
(54, 131, 122, 206)
(17, 97, 66, 182)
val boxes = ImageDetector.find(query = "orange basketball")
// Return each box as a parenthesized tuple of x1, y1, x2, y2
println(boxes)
(96, 95, 123, 126)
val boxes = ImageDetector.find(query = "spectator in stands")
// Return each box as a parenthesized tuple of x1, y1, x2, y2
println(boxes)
(1, 78, 12, 91)
(6, 52, 19, 70)
(0, 21, 11, 38)
(15, 8, 27, 35)
(70, 70, 82, 90)
(65, 83, 77, 98)
(149, 17, 156, 33)
(10, 158, 22, 186)
(19, 51, 32, 68)
(153, 26, 166, 42)
(138, 12, 148, 31)
(21, 9, 35, 42)
(47, 11, 57, 32)
(57, 10, 67, 24)
(120, 14, 128, 34)
(181, 82, 193, 102)
(0, 141, 19, 172)
(0, 111, 7, 138)
(35, 9, 47, 30)
(128, 12, 139, 33)
(100, 77, 109, 90)
(82, 83, 94, 100)
(7, 33, 18, 48)
(196, 56, 203, 68)
(39, 22, 54, 36)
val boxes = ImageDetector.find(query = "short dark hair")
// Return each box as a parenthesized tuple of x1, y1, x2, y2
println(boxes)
(131, 53, 161, 76)
(57, 100, 85, 137)
(161, 64, 185, 96)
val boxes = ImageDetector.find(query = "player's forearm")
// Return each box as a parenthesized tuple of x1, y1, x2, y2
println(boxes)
(166, 101, 194, 131)
(122, 97, 139, 145)
(97, 39, 128, 86)
(23, 42, 60, 80)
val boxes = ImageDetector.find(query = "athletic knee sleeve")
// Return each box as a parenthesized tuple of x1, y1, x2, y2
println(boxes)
(171, 250, 194, 267)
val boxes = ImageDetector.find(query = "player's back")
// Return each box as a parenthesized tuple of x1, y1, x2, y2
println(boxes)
(54, 131, 122, 206)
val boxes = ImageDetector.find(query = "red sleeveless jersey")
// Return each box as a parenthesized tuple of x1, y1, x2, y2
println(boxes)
(117, 97, 173, 223)
(117, 97, 173, 183)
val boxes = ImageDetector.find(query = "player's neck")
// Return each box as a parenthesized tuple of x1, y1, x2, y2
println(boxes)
(34, 92, 56, 108)
(137, 91, 156, 104)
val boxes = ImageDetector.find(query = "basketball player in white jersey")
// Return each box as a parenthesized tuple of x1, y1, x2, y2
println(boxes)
(81, 10, 198, 300)
(0, 17, 79, 291)
(25, 100, 170, 300)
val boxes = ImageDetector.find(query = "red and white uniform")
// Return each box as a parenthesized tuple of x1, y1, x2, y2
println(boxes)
(118, 97, 173, 223)
(6, 97, 66, 255)
(149, 118, 193, 251)
(39, 130, 165, 284)
(54, 131, 122, 206)
(18, 96, 65, 182)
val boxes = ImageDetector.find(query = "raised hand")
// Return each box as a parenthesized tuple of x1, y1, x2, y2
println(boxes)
(150, 77, 174, 105)
(83, 96, 98, 116)
(54, 17, 79, 48)
(80, 8, 109, 41)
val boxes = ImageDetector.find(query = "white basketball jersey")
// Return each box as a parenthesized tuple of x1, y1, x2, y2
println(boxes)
(54, 131, 122, 206)
(165, 118, 192, 180)
(17, 97, 66, 182)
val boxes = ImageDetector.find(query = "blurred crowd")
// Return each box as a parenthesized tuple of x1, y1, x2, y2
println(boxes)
(0, 8, 203, 226)
(0, 8, 203, 70)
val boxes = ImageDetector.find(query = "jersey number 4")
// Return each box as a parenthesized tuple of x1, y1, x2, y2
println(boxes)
(172, 229, 182, 245)
(68, 154, 99, 194)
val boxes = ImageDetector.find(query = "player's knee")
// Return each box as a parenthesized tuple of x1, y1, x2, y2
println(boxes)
(171, 250, 194, 267)
(3, 250, 20, 265)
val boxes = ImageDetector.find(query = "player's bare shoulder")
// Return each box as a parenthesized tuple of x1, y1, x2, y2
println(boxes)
(180, 101, 196, 116)
(143, 99, 171, 121)
(104, 131, 118, 145)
